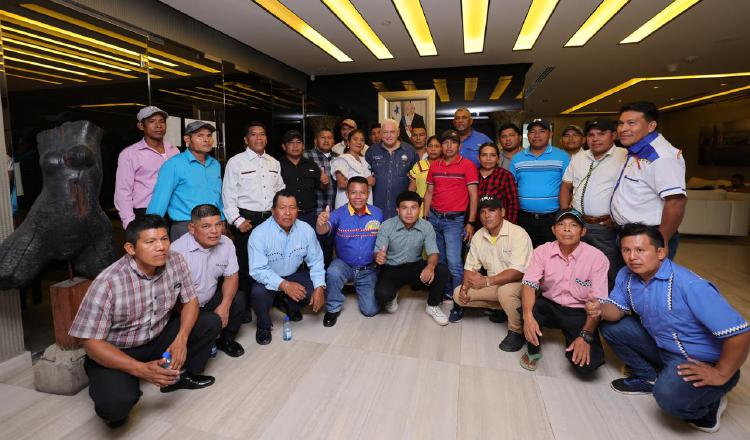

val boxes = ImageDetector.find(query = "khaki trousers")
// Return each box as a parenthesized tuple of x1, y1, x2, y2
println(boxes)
(453, 282, 522, 332)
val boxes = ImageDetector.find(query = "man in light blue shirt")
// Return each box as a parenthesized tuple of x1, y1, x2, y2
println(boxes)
(147, 121, 223, 240)
(248, 190, 325, 345)
(453, 107, 492, 168)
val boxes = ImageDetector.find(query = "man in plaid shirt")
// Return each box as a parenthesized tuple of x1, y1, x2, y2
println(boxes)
(304, 127, 338, 266)
(69, 215, 221, 428)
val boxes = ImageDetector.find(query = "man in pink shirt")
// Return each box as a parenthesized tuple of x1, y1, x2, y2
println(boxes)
(520, 208, 609, 374)
(115, 106, 180, 228)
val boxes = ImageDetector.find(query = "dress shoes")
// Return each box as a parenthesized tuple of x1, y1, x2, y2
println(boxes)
(160, 372, 215, 393)
(256, 328, 272, 345)
(217, 338, 245, 357)
(289, 310, 303, 322)
(323, 311, 340, 327)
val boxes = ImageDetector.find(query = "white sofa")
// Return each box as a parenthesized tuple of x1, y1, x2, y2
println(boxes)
(681, 189, 750, 236)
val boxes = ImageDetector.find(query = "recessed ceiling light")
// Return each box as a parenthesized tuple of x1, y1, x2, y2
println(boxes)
(565, 0, 629, 47)
(322, 0, 393, 59)
(653, 86, 659, 89)
(433, 79, 450, 102)
(513, 0, 559, 51)
(464, 77, 478, 101)
(402, 80, 417, 91)
(720, 83, 727, 86)
(489, 76, 513, 100)
(462, 0, 489, 53)
(393, 0, 438, 56)
(621, 0, 702, 44)
(660, 84, 750, 110)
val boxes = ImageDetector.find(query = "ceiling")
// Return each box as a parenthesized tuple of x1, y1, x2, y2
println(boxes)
(160, 0, 750, 116)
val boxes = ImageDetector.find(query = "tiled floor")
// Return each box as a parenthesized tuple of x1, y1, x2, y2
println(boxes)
(1, 236, 749, 439)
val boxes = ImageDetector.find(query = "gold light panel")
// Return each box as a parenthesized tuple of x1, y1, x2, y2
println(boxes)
(489, 76, 513, 100)
(621, 0, 702, 44)
(462, 0, 489, 53)
(513, 0, 558, 51)
(393, 0, 438, 56)
(565, 0, 629, 47)
(464, 77, 478, 101)
(433, 79, 450, 102)
(323, 0, 393, 59)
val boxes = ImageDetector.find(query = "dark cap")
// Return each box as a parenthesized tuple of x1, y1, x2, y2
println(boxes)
(184, 120, 216, 135)
(527, 118, 551, 131)
(282, 129, 303, 143)
(585, 118, 616, 134)
(479, 194, 503, 209)
(555, 208, 584, 226)
(440, 129, 460, 143)
(562, 124, 584, 136)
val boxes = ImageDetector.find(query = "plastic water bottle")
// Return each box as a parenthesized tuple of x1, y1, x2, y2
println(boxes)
(282, 316, 292, 341)
(161, 351, 172, 369)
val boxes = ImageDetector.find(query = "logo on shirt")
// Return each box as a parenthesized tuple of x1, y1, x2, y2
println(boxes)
(575, 278, 592, 287)
(365, 220, 380, 231)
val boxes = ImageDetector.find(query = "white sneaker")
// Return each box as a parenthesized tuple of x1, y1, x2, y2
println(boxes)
(426, 305, 448, 326)
(385, 297, 398, 313)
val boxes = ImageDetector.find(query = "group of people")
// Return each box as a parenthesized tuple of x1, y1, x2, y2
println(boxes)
(69, 102, 748, 433)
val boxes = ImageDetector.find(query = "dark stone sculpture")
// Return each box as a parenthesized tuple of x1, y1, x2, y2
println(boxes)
(0, 121, 115, 289)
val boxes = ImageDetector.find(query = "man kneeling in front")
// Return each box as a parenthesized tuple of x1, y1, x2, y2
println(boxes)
(588, 223, 750, 433)
(69, 215, 220, 428)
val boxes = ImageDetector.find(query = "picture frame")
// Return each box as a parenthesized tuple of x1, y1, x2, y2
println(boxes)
(377, 90, 436, 140)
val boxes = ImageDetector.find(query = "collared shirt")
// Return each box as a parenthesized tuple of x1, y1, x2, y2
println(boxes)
(222, 148, 285, 226)
(170, 233, 239, 306)
(304, 148, 338, 214)
(611, 132, 686, 226)
(563, 145, 628, 217)
(332, 141, 369, 156)
(248, 217, 325, 291)
(69, 253, 196, 348)
(375, 217, 439, 266)
(365, 142, 419, 220)
(408, 159, 431, 217)
(460, 129, 493, 168)
(280, 155, 321, 212)
(146, 149, 223, 222)
(522, 241, 609, 308)
(499, 149, 520, 171)
(465, 221, 532, 275)
(478, 167, 519, 224)
(426, 156, 479, 212)
(509, 145, 570, 214)
(328, 203, 383, 267)
(115, 138, 179, 228)
(604, 259, 749, 362)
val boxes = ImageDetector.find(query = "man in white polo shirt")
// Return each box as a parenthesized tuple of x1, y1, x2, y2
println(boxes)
(559, 118, 627, 288)
(610, 102, 687, 258)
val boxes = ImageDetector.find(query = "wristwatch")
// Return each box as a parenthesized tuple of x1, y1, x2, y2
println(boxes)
(579, 330, 594, 344)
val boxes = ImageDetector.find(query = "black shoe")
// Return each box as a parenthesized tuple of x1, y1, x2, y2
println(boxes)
(289, 310, 303, 322)
(488, 309, 508, 323)
(241, 309, 253, 324)
(160, 372, 215, 393)
(498, 330, 526, 352)
(104, 417, 128, 429)
(274, 295, 290, 316)
(323, 311, 340, 327)
(216, 338, 245, 357)
(256, 328, 272, 345)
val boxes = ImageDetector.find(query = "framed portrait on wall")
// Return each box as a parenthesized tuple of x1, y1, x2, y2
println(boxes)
(377, 90, 436, 141)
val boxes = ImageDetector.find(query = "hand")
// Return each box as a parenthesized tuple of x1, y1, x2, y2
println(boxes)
(138, 360, 180, 387)
(367, 175, 376, 186)
(677, 358, 731, 387)
(238, 220, 252, 233)
(600, 217, 615, 228)
(585, 297, 602, 319)
(214, 303, 230, 328)
(420, 265, 435, 284)
(310, 287, 325, 312)
(320, 167, 330, 186)
(458, 286, 471, 304)
(316, 205, 331, 229)
(375, 245, 387, 266)
(281, 280, 306, 302)
(523, 315, 543, 346)
(464, 223, 475, 242)
(464, 271, 486, 290)
(166, 336, 187, 371)
(565, 337, 591, 367)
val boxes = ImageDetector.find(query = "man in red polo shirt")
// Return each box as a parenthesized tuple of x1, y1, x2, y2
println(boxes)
(423, 130, 479, 321)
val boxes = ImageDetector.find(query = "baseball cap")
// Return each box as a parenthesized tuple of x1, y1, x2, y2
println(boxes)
(137, 106, 168, 122)
(440, 129, 460, 143)
(184, 120, 216, 135)
(555, 208, 584, 226)
(585, 118, 616, 133)
(479, 195, 503, 209)
(562, 124, 584, 136)
(340, 118, 357, 129)
(527, 118, 551, 131)
(282, 129, 303, 143)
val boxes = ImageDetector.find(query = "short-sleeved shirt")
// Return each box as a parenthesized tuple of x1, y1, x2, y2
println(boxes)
(375, 217, 439, 266)
(509, 146, 570, 214)
(604, 259, 749, 362)
(563, 146, 628, 217)
(69, 253, 196, 348)
(426, 156, 479, 212)
(170, 233, 239, 306)
(328, 204, 383, 267)
(459, 129, 493, 168)
(365, 142, 419, 220)
(611, 132, 686, 226)
(465, 221, 532, 275)
(522, 241, 609, 308)
(330, 154, 373, 208)
(280, 155, 321, 212)
(408, 159, 431, 217)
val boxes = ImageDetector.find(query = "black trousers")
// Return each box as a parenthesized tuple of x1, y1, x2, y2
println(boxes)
(517, 212, 556, 249)
(202, 286, 247, 341)
(232, 209, 272, 297)
(250, 267, 313, 330)
(84, 312, 221, 423)
(525, 296, 605, 374)
(375, 261, 449, 307)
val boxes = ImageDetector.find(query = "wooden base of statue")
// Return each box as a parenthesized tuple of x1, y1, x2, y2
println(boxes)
(49, 277, 91, 350)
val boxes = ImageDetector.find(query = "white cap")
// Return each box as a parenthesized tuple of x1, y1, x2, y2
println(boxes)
(137, 106, 168, 121)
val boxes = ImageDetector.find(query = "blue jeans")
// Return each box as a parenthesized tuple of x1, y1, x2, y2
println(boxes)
(325, 258, 379, 316)
(601, 316, 740, 422)
(428, 213, 464, 297)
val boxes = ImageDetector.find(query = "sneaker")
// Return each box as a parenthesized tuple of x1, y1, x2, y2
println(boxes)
(610, 377, 654, 394)
(448, 305, 464, 323)
(688, 395, 728, 433)
(426, 305, 449, 326)
(385, 297, 398, 313)
(488, 309, 508, 323)
(498, 330, 526, 352)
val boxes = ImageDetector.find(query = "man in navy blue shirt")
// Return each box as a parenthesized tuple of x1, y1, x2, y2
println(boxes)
(453, 107, 491, 168)
(588, 224, 749, 433)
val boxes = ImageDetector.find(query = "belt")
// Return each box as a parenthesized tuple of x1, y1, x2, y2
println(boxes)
(239, 208, 272, 220)
(582, 214, 611, 224)
(351, 262, 377, 271)
(430, 209, 465, 220)
(519, 210, 555, 219)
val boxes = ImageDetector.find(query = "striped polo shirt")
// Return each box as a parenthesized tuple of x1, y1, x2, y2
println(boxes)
(509, 146, 570, 214)
(426, 155, 479, 212)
